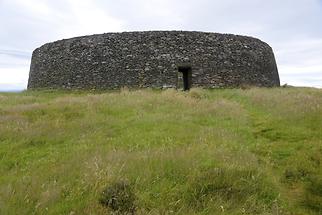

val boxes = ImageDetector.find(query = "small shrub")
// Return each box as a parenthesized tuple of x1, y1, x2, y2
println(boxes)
(99, 181, 136, 214)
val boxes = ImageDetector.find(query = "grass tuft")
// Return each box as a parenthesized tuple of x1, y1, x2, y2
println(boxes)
(99, 180, 136, 214)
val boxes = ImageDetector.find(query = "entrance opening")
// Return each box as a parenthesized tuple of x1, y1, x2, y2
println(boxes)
(178, 66, 192, 91)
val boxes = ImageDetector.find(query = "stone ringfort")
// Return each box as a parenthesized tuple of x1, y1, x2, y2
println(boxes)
(28, 31, 280, 90)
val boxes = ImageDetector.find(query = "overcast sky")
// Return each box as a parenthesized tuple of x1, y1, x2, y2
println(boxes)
(1, 0, 322, 91)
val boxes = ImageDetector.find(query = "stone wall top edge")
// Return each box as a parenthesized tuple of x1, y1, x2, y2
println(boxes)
(33, 30, 271, 52)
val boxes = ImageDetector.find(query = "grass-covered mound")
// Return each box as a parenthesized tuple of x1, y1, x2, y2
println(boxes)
(0, 87, 321, 214)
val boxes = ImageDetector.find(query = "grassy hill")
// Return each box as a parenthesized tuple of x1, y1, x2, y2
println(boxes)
(0, 87, 321, 214)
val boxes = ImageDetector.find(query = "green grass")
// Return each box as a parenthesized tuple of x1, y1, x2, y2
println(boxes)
(0, 87, 321, 214)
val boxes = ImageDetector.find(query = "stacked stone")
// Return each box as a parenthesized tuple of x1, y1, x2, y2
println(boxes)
(28, 31, 280, 89)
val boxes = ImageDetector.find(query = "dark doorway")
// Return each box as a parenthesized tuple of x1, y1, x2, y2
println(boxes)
(178, 66, 192, 91)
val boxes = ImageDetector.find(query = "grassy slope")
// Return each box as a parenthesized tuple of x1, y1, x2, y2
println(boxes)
(0, 87, 321, 214)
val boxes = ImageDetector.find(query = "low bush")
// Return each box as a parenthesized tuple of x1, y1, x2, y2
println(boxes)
(99, 181, 136, 214)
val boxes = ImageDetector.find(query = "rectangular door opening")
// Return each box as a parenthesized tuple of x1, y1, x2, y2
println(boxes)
(178, 66, 192, 91)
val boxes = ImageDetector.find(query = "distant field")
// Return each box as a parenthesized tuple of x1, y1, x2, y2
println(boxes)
(0, 87, 321, 214)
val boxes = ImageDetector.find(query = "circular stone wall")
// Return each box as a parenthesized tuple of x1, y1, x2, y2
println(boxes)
(28, 31, 280, 89)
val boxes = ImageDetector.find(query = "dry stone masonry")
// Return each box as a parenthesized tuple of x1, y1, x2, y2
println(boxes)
(28, 31, 280, 90)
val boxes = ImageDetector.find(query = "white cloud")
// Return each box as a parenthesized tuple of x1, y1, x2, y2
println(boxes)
(0, 0, 322, 90)
(0, 50, 30, 66)
(58, 0, 124, 38)
(273, 37, 322, 87)
(0, 67, 29, 90)
(12, 0, 52, 17)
